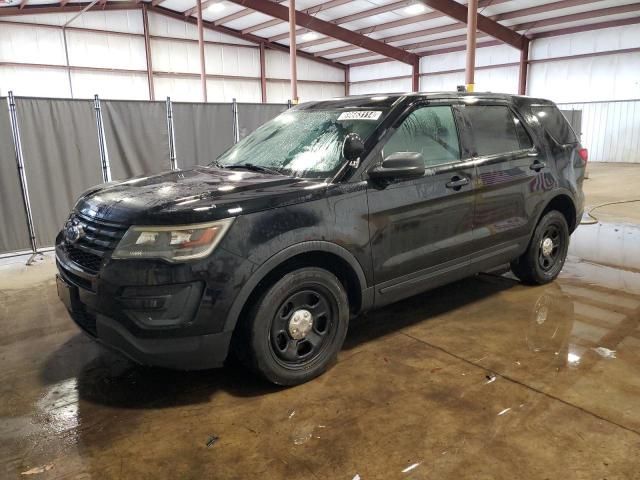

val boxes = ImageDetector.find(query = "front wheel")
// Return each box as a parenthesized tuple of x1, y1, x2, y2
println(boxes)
(237, 267, 349, 385)
(511, 210, 570, 285)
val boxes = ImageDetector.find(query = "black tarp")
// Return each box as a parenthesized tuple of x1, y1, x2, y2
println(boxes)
(0, 98, 31, 254)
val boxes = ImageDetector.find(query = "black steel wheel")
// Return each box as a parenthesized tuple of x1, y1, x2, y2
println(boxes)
(511, 210, 570, 285)
(236, 267, 349, 385)
(269, 288, 337, 369)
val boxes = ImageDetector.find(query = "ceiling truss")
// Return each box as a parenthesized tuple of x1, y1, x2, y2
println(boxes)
(1, 0, 639, 69)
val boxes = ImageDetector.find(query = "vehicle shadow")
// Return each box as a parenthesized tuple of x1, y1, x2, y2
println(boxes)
(40, 273, 519, 411)
(343, 272, 518, 351)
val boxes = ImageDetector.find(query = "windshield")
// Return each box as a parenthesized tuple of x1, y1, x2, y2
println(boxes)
(215, 109, 386, 178)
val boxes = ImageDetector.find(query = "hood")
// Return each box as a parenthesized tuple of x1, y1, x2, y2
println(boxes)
(75, 166, 328, 225)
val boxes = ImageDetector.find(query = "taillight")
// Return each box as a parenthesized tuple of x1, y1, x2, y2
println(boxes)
(578, 148, 588, 163)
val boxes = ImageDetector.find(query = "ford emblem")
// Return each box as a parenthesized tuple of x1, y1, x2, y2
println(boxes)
(64, 220, 85, 244)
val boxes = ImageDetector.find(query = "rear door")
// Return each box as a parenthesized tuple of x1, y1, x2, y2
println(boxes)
(463, 103, 540, 271)
(366, 102, 476, 307)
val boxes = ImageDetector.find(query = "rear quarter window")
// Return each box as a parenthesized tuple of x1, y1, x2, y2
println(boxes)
(531, 105, 577, 145)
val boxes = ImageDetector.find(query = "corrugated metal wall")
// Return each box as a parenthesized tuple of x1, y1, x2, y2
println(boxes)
(558, 100, 640, 163)
(0, 11, 345, 103)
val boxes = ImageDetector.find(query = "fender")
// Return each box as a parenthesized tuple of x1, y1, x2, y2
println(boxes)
(533, 188, 579, 231)
(223, 240, 371, 333)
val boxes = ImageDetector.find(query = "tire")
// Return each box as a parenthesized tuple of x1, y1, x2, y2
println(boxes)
(236, 267, 349, 386)
(511, 210, 570, 285)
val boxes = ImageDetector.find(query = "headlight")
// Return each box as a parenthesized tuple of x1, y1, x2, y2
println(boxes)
(112, 218, 234, 262)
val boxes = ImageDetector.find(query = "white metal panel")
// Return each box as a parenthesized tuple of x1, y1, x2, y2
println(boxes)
(350, 77, 411, 95)
(475, 65, 519, 93)
(154, 75, 202, 102)
(0, 65, 70, 97)
(528, 52, 640, 102)
(420, 71, 463, 92)
(420, 44, 519, 73)
(208, 43, 260, 77)
(206, 77, 262, 102)
(298, 82, 344, 102)
(530, 24, 640, 60)
(2, 10, 143, 33)
(266, 80, 288, 103)
(266, 80, 344, 103)
(421, 65, 518, 93)
(71, 70, 149, 100)
(151, 38, 201, 74)
(265, 49, 344, 82)
(0, 22, 66, 65)
(66, 30, 147, 70)
(147, 11, 253, 45)
(559, 101, 640, 163)
(350, 61, 411, 82)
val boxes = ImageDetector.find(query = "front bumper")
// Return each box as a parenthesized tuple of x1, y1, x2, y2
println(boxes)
(56, 271, 232, 369)
(55, 236, 252, 370)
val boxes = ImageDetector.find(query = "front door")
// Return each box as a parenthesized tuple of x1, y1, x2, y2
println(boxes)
(366, 103, 476, 307)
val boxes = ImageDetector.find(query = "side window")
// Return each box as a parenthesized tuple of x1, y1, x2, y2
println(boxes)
(531, 105, 578, 145)
(514, 115, 533, 149)
(466, 105, 521, 156)
(383, 106, 460, 167)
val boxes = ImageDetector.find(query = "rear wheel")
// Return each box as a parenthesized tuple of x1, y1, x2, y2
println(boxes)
(511, 210, 569, 285)
(237, 267, 349, 385)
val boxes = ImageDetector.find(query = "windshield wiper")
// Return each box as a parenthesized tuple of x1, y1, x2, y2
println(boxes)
(223, 163, 285, 176)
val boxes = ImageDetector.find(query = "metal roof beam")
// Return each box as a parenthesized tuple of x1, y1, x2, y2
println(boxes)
(149, 5, 348, 70)
(226, 0, 419, 64)
(296, 0, 510, 49)
(416, 0, 526, 49)
(0, 1, 137, 16)
(313, 0, 605, 57)
(269, 0, 415, 42)
(243, 0, 350, 34)
(183, 0, 285, 18)
(331, 2, 640, 63)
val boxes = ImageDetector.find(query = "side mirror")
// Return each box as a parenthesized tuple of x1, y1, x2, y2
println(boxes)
(342, 133, 365, 163)
(369, 152, 425, 181)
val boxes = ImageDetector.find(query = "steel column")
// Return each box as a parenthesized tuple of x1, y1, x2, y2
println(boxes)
(260, 42, 267, 103)
(7, 92, 40, 264)
(344, 65, 349, 96)
(142, 4, 155, 101)
(289, 0, 298, 104)
(412, 58, 420, 92)
(465, 0, 478, 92)
(232, 98, 240, 144)
(62, 28, 74, 98)
(93, 95, 112, 183)
(518, 38, 529, 95)
(196, 0, 208, 102)
(166, 97, 178, 169)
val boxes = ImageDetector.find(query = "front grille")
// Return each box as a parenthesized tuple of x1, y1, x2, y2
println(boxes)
(63, 244, 103, 273)
(63, 212, 128, 274)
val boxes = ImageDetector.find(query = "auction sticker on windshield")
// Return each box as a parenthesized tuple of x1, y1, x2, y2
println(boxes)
(337, 111, 382, 121)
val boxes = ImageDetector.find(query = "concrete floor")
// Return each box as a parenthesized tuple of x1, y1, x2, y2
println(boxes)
(1, 164, 640, 479)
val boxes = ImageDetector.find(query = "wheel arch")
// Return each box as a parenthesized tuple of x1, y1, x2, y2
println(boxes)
(224, 241, 370, 334)
(538, 193, 577, 233)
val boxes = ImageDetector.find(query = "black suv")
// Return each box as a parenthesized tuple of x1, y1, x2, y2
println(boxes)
(56, 92, 586, 385)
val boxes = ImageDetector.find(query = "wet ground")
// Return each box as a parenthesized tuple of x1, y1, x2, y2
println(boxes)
(2, 167, 640, 479)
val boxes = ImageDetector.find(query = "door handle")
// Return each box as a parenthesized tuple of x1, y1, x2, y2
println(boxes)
(529, 160, 546, 172)
(446, 176, 470, 190)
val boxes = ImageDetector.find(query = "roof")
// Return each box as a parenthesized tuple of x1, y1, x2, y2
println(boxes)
(298, 91, 555, 109)
(1, 0, 639, 70)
